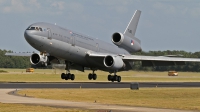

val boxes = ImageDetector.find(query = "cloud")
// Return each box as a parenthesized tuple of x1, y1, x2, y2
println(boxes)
(94, 0, 134, 13)
(51, 1, 65, 10)
(153, 2, 177, 14)
(1, 0, 41, 13)
(0, 0, 6, 4)
(3, 0, 27, 13)
(152, 1, 200, 18)
(29, 0, 40, 8)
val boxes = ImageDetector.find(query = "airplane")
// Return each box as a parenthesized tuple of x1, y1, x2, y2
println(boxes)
(6, 10, 200, 82)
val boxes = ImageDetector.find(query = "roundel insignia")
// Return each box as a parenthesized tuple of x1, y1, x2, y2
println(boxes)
(131, 40, 134, 45)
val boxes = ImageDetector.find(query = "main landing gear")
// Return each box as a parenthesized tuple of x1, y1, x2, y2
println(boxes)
(88, 70, 97, 80)
(61, 73, 75, 80)
(107, 72, 121, 82)
(61, 61, 75, 81)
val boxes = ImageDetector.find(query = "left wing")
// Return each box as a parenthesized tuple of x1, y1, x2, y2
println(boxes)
(87, 52, 200, 66)
(5, 52, 33, 56)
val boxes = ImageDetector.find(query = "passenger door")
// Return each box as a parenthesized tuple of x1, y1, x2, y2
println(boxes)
(71, 36, 75, 46)
(47, 28, 52, 40)
(96, 43, 99, 52)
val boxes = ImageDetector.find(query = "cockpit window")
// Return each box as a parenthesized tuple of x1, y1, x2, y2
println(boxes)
(39, 27, 43, 31)
(27, 27, 35, 30)
(36, 27, 39, 31)
(26, 26, 43, 31)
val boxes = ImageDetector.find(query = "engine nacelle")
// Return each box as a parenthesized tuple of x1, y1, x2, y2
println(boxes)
(112, 32, 142, 53)
(30, 53, 48, 67)
(104, 55, 124, 70)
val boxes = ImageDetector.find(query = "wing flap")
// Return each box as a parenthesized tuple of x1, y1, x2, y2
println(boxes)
(142, 60, 185, 67)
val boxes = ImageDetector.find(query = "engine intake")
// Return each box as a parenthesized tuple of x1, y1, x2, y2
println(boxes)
(112, 32, 141, 53)
(30, 53, 48, 67)
(104, 55, 124, 70)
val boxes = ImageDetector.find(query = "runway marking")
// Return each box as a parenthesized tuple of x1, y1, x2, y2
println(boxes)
(0, 89, 193, 112)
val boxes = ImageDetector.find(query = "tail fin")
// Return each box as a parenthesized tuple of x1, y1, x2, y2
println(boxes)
(124, 10, 141, 38)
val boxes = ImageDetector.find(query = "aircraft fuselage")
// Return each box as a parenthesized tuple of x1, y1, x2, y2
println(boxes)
(24, 22, 134, 71)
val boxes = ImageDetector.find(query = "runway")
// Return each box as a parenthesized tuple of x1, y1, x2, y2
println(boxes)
(0, 82, 200, 88)
(0, 82, 198, 112)
(0, 89, 193, 112)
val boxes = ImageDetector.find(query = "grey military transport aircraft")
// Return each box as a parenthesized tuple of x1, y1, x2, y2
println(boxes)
(6, 10, 200, 82)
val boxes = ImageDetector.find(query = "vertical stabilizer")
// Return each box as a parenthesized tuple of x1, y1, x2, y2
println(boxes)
(124, 10, 141, 38)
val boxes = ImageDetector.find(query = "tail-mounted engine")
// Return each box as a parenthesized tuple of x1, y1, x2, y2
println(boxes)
(104, 55, 124, 70)
(112, 32, 141, 53)
(30, 53, 48, 67)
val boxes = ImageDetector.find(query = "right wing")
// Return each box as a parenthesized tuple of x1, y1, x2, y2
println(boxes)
(87, 52, 200, 67)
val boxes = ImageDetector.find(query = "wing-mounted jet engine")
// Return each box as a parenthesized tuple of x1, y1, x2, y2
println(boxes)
(30, 53, 60, 67)
(104, 55, 125, 70)
(30, 53, 49, 67)
(112, 32, 141, 53)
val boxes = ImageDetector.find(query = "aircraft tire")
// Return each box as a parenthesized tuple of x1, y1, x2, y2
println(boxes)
(111, 78, 114, 82)
(61, 73, 65, 79)
(68, 73, 71, 79)
(114, 75, 118, 81)
(71, 74, 75, 80)
(92, 74, 97, 80)
(64, 74, 68, 80)
(108, 75, 111, 81)
(117, 76, 121, 82)
(88, 73, 93, 80)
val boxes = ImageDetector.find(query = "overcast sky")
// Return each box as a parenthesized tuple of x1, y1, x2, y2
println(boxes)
(0, 0, 200, 52)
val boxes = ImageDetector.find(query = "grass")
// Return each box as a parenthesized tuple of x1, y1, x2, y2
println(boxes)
(18, 88, 200, 111)
(0, 68, 200, 82)
(0, 69, 200, 82)
(0, 103, 91, 112)
(0, 70, 8, 73)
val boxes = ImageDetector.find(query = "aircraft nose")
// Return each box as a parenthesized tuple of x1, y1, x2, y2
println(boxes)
(24, 30, 33, 40)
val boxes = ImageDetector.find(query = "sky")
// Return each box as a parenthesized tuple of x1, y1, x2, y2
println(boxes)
(0, 0, 200, 52)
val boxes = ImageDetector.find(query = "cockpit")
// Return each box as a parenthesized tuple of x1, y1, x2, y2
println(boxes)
(26, 27, 44, 31)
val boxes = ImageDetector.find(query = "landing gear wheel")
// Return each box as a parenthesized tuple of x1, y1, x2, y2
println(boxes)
(92, 74, 97, 80)
(61, 73, 65, 79)
(111, 77, 114, 82)
(88, 73, 93, 80)
(117, 76, 121, 82)
(64, 74, 68, 80)
(107, 74, 122, 82)
(71, 74, 75, 80)
(67, 73, 71, 79)
(115, 75, 119, 81)
(108, 75, 111, 81)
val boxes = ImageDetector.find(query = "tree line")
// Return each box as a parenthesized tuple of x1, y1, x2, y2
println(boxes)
(1, 49, 200, 72)
(0, 49, 30, 68)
